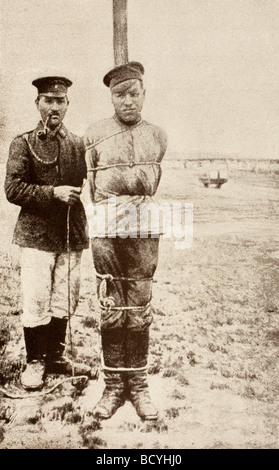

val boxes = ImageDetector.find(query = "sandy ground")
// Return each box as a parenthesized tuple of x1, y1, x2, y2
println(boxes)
(0, 165, 278, 449)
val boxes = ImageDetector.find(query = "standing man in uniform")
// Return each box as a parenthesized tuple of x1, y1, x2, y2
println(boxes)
(5, 76, 90, 390)
(84, 62, 167, 420)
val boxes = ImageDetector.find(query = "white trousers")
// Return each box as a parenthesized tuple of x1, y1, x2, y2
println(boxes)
(21, 247, 82, 328)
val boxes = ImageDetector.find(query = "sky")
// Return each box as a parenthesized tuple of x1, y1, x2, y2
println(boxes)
(1, 0, 279, 160)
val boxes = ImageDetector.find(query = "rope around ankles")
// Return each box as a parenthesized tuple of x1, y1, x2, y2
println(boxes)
(101, 359, 148, 373)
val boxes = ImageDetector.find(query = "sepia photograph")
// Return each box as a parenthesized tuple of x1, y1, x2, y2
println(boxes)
(0, 0, 278, 451)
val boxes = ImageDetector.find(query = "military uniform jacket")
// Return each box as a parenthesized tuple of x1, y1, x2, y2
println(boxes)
(84, 115, 168, 236)
(5, 122, 89, 252)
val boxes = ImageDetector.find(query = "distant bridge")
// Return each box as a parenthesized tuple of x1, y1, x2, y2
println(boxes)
(162, 157, 279, 173)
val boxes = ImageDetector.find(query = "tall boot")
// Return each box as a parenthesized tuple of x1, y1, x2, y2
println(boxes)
(21, 324, 49, 390)
(46, 317, 92, 377)
(126, 329, 158, 421)
(93, 328, 126, 419)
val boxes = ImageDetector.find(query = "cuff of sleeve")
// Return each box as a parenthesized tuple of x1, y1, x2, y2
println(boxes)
(44, 185, 55, 202)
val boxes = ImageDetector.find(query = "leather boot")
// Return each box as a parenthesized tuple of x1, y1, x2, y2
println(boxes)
(93, 328, 126, 419)
(21, 324, 49, 390)
(126, 329, 158, 421)
(46, 317, 92, 377)
(93, 370, 125, 419)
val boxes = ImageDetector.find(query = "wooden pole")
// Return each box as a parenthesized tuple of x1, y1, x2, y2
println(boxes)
(113, 0, 128, 65)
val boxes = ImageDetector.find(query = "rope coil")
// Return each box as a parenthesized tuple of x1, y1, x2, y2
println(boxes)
(96, 271, 153, 312)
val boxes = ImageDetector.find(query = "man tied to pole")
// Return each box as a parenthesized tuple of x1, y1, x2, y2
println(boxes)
(5, 76, 90, 390)
(84, 62, 168, 420)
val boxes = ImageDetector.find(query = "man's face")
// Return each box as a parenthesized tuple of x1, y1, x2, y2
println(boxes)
(36, 94, 69, 128)
(111, 79, 145, 124)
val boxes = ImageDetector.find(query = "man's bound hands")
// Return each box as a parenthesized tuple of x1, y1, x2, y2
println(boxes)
(54, 186, 81, 205)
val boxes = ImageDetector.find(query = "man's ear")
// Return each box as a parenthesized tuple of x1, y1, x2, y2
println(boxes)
(35, 97, 40, 110)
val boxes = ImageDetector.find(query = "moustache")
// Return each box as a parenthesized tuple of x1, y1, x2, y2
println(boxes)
(38, 113, 60, 140)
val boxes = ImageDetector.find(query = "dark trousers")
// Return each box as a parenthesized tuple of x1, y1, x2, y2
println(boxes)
(92, 237, 159, 330)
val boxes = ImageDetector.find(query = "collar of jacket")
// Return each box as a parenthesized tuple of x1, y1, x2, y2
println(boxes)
(113, 113, 142, 129)
(36, 121, 67, 140)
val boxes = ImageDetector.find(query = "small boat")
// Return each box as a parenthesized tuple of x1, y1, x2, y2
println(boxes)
(199, 170, 228, 189)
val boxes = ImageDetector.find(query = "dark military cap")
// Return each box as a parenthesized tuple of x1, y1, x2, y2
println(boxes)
(32, 76, 72, 96)
(103, 62, 144, 88)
